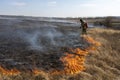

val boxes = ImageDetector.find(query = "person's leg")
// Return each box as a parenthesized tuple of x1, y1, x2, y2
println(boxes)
(82, 29, 86, 35)
(84, 29, 87, 35)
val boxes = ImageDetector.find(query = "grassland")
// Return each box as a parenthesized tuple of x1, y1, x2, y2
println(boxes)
(0, 27, 120, 80)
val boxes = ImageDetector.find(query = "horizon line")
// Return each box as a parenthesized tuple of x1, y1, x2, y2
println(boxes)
(0, 14, 120, 18)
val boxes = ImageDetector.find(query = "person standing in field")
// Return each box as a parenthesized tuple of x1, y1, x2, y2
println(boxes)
(80, 19, 88, 35)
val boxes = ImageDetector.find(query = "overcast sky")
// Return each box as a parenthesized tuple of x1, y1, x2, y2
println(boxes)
(0, 0, 120, 17)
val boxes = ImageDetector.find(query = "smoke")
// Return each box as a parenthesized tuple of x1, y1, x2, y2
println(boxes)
(17, 27, 63, 51)
(24, 31, 43, 50)
(0, 17, 81, 52)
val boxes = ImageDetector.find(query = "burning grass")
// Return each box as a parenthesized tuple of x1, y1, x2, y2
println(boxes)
(55, 35, 101, 75)
(0, 66, 20, 76)
(0, 35, 101, 77)
(30, 35, 100, 76)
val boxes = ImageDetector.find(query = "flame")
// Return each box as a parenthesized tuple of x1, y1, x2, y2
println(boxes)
(32, 68, 45, 76)
(60, 52, 86, 74)
(52, 35, 101, 75)
(82, 35, 101, 46)
(0, 66, 20, 75)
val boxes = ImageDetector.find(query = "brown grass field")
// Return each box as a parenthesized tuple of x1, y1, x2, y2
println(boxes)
(0, 27, 120, 80)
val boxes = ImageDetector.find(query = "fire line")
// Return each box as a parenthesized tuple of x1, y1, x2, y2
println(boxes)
(0, 35, 101, 75)
(51, 35, 101, 75)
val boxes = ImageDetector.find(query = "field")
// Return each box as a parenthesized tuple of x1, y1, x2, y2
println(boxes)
(0, 16, 120, 80)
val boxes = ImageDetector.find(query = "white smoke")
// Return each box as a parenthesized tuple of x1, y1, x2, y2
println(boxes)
(26, 31, 43, 50)
(17, 27, 63, 51)
(0, 16, 81, 52)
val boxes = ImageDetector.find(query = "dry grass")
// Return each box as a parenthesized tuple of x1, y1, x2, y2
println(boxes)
(84, 28, 120, 80)
(0, 28, 120, 80)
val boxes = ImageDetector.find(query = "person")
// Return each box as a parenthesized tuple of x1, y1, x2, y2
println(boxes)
(80, 19, 88, 35)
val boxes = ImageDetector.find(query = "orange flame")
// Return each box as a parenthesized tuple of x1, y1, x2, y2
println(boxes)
(82, 35, 101, 47)
(32, 68, 45, 76)
(52, 35, 101, 75)
(0, 66, 20, 75)
(60, 52, 86, 74)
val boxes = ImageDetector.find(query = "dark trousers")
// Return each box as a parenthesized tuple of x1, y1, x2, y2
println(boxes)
(82, 29, 87, 35)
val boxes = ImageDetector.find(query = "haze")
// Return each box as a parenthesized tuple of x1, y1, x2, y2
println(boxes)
(0, 0, 120, 17)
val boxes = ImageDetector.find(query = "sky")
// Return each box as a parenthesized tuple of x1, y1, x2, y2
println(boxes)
(0, 0, 120, 17)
